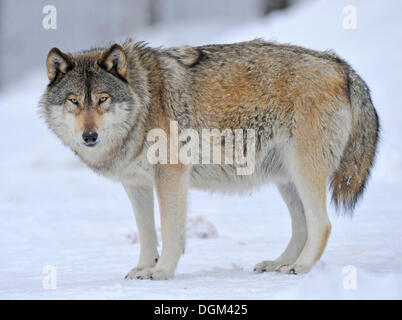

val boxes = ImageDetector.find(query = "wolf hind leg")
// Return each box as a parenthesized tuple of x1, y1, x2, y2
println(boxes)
(254, 181, 307, 273)
(276, 155, 331, 274)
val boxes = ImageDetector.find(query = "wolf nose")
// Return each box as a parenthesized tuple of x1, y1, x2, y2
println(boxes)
(82, 130, 98, 146)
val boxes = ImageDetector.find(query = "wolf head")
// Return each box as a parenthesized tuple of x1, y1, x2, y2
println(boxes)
(40, 43, 149, 165)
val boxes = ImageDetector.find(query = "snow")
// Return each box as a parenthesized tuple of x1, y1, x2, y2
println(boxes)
(1, 0, 402, 299)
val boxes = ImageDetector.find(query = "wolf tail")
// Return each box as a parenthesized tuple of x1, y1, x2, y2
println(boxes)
(330, 66, 380, 212)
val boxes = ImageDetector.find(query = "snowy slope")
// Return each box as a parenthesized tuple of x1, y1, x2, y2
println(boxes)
(0, 0, 401, 299)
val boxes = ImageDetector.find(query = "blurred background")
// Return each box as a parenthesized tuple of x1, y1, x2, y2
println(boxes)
(0, 0, 297, 88)
(0, 0, 401, 299)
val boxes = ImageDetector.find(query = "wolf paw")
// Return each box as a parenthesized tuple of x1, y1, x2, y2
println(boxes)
(125, 267, 173, 280)
(275, 264, 311, 275)
(254, 260, 283, 273)
(125, 267, 149, 280)
(148, 268, 173, 280)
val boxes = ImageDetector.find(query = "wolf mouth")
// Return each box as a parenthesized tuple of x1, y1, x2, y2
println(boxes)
(83, 142, 98, 147)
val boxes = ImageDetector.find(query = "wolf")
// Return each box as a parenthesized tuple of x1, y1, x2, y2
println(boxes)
(40, 39, 379, 279)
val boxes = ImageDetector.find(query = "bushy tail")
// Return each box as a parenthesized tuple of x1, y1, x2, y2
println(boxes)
(330, 68, 380, 212)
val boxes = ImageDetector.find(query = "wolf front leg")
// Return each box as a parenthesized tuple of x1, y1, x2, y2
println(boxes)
(123, 184, 159, 280)
(135, 165, 189, 280)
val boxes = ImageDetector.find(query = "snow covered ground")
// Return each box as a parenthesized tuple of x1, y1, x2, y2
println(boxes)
(1, 0, 401, 299)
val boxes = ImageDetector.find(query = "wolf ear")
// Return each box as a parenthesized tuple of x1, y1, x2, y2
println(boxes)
(98, 44, 128, 81)
(46, 48, 74, 82)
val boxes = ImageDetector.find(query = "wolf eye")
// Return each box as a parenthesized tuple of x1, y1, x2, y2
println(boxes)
(68, 98, 78, 105)
(99, 96, 108, 104)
